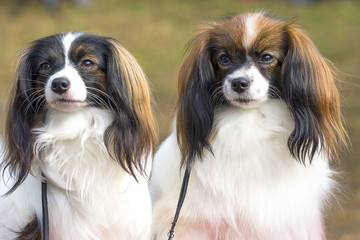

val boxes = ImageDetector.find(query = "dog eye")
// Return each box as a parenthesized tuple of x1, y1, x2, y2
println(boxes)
(260, 54, 275, 64)
(39, 62, 51, 72)
(218, 55, 231, 66)
(81, 59, 95, 68)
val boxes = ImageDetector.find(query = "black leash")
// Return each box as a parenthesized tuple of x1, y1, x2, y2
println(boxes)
(41, 173, 49, 240)
(167, 164, 192, 240)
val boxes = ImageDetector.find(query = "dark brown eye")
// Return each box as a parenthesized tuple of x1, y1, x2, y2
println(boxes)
(39, 62, 51, 72)
(218, 55, 231, 66)
(260, 53, 275, 64)
(81, 59, 94, 68)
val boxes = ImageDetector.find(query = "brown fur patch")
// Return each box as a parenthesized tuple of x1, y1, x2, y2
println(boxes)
(71, 43, 107, 91)
(108, 39, 157, 161)
(285, 24, 348, 160)
(15, 217, 42, 240)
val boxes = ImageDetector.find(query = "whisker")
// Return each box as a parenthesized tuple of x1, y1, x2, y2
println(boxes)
(211, 86, 224, 100)
(18, 90, 41, 110)
(18, 78, 48, 84)
(24, 94, 45, 114)
(86, 92, 112, 110)
(268, 86, 281, 99)
(85, 87, 117, 108)
(34, 98, 47, 115)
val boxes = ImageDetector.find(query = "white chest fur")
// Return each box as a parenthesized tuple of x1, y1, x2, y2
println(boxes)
(30, 108, 152, 240)
(151, 100, 334, 240)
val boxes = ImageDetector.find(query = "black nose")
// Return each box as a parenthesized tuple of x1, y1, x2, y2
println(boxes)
(51, 77, 70, 94)
(231, 77, 250, 94)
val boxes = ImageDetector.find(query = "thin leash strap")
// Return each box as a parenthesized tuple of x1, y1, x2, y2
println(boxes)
(167, 163, 191, 240)
(41, 172, 49, 240)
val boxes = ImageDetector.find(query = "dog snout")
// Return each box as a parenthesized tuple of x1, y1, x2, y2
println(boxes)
(51, 77, 70, 94)
(231, 77, 250, 94)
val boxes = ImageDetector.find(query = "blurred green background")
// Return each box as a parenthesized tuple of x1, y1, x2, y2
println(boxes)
(0, 0, 359, 239)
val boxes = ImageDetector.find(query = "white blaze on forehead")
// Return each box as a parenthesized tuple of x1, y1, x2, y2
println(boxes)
(62, 32, 82, 65)
(243, 13, 262, 49)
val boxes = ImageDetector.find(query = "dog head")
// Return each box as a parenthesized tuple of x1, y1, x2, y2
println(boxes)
(176, 13, 347, 166)
(3, 32, 157, 193)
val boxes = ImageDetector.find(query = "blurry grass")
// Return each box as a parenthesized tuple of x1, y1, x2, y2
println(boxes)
(0, 0, 359, 239)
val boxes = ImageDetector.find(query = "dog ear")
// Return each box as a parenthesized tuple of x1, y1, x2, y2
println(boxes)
(2, 48, 38, 195)
(104, 39, 157, 178)
(176, 29, 216, 167)
(281, 24, 347, 163)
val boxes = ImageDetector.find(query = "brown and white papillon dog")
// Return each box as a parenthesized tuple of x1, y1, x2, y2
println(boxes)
(0, 32, 156, 239)
(150, 13, 347, 239)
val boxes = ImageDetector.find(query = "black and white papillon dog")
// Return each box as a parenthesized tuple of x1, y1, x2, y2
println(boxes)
(0, 32, 156, 239)
(150, 13, 347, 239)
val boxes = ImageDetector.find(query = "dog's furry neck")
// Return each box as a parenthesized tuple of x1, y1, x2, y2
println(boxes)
(32, 107, 127, 201)
(24, 107, 150, 239)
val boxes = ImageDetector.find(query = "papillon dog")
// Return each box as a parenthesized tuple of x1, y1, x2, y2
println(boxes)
(150, 13, 347, 240)
(0, 32, 157, 240)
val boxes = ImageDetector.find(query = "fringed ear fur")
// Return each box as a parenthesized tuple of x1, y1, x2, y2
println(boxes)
(2, 48, 39, 195)
(281, 23, 347, 163)
(104, 39, 157, 178)
(176, 29, 216, 167)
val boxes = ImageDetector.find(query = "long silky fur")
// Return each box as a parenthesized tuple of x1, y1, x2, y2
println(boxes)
(2, 47, 40, 195)
(176, 29, 216, 166)
(104, 38, 157, 179)
(282, 23, 347, 163)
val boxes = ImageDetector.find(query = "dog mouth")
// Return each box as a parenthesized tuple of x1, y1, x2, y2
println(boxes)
(49, 98, 87, 111)
(224, 91, 269, 107)
(229, 97, 259, 107)
(57, 99, 84, 104)
(223, 88, 259, 106)
(233, 97, 253, 103)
